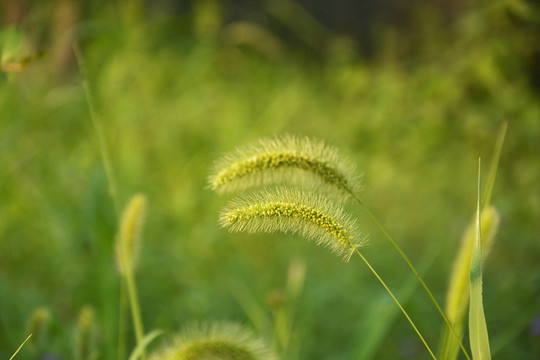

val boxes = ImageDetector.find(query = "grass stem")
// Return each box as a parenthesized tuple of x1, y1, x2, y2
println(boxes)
(118, 279, 128, 360)
(124, 265, 146, 360)
(73, 44, 120, 217)
(353, 248, 437, 360)
(352, 194, 471, 360)
(9, 334, 32, 360)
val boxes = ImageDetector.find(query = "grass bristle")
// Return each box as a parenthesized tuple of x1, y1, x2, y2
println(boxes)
(149, 322, 275, 360)
(219, 187, 365, 260)
(116, 193, 147, 274)
(209, 135, 361, 198)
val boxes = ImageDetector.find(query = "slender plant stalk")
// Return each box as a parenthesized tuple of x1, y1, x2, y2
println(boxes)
(483, 122, 507, 208)
(74, 45, 144, 360)
(9, 334, 32, 360)
(118, 278, 128, 360)
(353, 248, 437, 360)
(123, 263, 146, 360)
(351, 193, 471, 360)
(117, 221, 147, 360)
(117, 194, 148, 360)
(129, 330, 164, 360)
(73, 45, 120, 216)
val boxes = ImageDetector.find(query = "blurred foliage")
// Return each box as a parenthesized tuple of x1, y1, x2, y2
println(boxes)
(1, 0, 539, 359)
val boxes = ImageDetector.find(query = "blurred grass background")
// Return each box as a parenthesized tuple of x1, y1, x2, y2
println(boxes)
(1, 0, 539, 359)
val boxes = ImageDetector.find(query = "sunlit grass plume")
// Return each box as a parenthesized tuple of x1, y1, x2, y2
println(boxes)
(209, 134, 360, 198)
(149, 322, 275, 360)
(220, 187, 364, 260)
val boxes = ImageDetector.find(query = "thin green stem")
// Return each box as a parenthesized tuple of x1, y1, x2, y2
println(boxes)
(353, 248, 437, 360)
(73, 44, 120, 217)
(351, 194, 471, 360)
(74, 45, 143, 359)
(118, 214, 146, 360)
(117, 279, 128, 360)
(9, 334, 32, 360)
(483, 122, 507, 208)
(123, 264, 146, 360)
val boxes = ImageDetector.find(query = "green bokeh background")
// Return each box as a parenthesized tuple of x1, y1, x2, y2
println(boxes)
(1, 1, 539, 359)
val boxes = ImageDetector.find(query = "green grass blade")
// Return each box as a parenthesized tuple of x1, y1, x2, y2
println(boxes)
(438, 206, 499, 360)
(438, 123, 505, 360)
(9, 334, 32, 360)
(469, 159, 491, 360)
(483, 122, 507, 208)
(73, 44, 120, 218)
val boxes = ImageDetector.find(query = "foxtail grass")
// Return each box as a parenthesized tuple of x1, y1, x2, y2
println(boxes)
(149, 322, 276, 360)
(116, 194, 147, 274)
(209, 135, 360, 197)
(214, 125, 507, 358)
(218, 187, 436, 358)
(215, 185, 438, 357)
(27, 307, 51, 352)
(210, 134, 468, 359)
(220, 187, 364, 260)
(75, 306, 97, 360)
(116, 193, 148, 360)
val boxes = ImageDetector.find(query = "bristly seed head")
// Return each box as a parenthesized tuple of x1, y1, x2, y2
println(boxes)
(149, 322, 275, 360)
(209, 135, 361, 198)
(115, 193, 147, 275)
(219, 188, 365, 260)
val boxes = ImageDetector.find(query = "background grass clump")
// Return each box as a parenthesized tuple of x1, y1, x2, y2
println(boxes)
(1, 0, 540, 359)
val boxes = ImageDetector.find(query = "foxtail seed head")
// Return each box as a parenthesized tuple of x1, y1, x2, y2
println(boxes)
(115, 193, 147, 275)
(75, 306, 97, 360)
(27, 307, 51, 351)
(220, 188, 365, 260)
(149, 322, 275, 360)
(209, 135, 361, 198)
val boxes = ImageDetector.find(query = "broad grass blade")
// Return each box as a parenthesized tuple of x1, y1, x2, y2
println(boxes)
(438, 123, 505, 360)
(469, 159, 491, 360)
(438, 206, 499, 360)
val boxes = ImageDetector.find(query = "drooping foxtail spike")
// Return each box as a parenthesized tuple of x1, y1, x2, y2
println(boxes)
(209, 135, 361, 198)
(220, 188, 365, 260)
